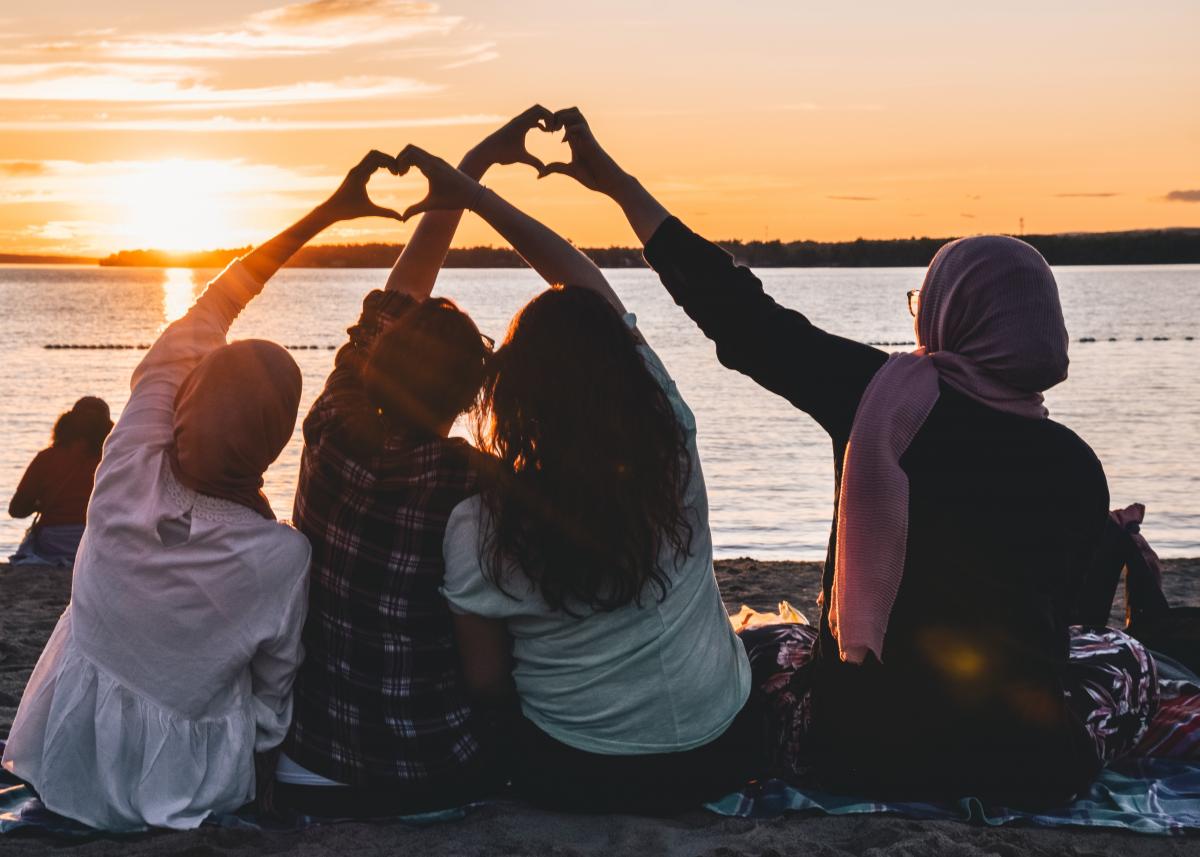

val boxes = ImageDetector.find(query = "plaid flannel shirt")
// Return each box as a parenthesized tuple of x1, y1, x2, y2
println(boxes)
(283, 289, 485, 787)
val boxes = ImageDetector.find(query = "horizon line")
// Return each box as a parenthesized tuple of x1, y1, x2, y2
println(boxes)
(6, 224, 1199, 264)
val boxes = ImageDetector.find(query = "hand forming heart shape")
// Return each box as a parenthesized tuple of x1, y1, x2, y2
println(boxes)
(320, 149, 405, 223)
(325, 105, 620, 224)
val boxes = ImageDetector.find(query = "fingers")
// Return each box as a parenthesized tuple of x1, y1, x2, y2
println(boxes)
(522, 103, 555, 130)
(539, 162, 577, 181)
(400, 196, 432, 222)
(371, 204, 405, 222)
(551, 106, 584, 130)
(357, 149, 397, 175)
(393, 143, 434, 177)
(515, 150, 547, 174)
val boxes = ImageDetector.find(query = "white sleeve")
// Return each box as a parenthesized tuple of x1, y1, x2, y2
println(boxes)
(101, 260, 259, 464)
(249, 542, 311, 751)
(441, 497, 534, 619)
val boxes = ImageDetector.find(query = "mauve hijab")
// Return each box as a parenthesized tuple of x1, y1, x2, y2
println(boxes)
(829, 235, 1069, 665)
(170, 339, 302, 520)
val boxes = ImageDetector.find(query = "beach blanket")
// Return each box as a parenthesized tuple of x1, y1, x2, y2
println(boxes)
(4, 662, 1200, 839)
(0, 755, 467, 840)
(704, 759, 1200, 834)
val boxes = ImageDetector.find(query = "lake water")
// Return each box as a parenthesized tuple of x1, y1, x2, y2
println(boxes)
(0, 264, 1197, 559)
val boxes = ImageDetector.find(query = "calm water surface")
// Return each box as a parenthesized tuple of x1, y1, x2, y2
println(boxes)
(0, 264, 1196, 559)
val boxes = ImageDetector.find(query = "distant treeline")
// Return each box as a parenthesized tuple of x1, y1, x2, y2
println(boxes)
(96, 228, 1200, 269)
(1, 253, 96, 265)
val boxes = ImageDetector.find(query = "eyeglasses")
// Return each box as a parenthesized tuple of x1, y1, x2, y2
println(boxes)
(906, 289, 921, 318)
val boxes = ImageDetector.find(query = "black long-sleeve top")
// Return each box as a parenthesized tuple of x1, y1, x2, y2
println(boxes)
(644, 217, 1110, 804)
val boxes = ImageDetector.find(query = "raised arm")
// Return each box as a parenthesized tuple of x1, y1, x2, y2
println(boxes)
(540, 108, 886, 438)
(384, 106, 556, 299)
(395, 145, 625, 314)
(104, 152, 403, 462)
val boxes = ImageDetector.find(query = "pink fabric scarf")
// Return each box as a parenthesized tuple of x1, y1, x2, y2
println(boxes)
(829, 235, 1070, 664)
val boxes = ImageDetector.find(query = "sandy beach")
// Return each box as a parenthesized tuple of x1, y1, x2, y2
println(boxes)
(1, 557, 1197, 855)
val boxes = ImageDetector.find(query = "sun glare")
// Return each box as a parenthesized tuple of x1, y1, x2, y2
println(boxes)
(111, 159, 250, 253)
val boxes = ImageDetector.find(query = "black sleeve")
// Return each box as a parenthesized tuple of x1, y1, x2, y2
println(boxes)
(643, 217, 887, 440)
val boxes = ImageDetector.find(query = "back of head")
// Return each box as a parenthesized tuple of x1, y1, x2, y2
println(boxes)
(363, 297, 489, 437)
(917, 235, 1069, 393)
(477, 286, 692, 612)
(52, 396, 114, 456)
(172, 339, 302, 518)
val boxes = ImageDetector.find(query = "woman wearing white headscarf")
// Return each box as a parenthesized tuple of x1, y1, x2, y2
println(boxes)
(540, 108, 1158, 805)
(3, 153, 405, 830)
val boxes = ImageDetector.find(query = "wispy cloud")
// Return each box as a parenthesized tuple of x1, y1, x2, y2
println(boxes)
(1055, 192, 1119, 198)
(33, 0, 460, 60)
(0, 63, 437, 106)
(442, 47, 500, 69)
(828, 195, 878, 201)
(0, 113, 504, 132)
(1165, 189, 1200, 202)
(0, 158, 338, 205)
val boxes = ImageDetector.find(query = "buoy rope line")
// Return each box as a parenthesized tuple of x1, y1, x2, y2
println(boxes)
(41, 337, 1197, 350)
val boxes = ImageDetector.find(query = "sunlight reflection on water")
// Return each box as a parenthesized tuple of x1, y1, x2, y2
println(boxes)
(0, 264, 1197, 559)
(161, 268, 201, 325)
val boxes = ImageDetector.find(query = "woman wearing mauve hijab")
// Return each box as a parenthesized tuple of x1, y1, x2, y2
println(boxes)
(2, 153, 405, 831)
(540, 108, 1158, 805)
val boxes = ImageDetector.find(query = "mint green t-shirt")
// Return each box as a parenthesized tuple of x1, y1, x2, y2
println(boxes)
(440, 316, 751, 756)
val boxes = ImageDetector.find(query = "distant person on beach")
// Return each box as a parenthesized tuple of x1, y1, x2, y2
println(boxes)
(8, 396, 112, 567)
(539, 108, 1158, 805)
(1, 154, 406, 831)
(386, 142, 762, 815)
(276, 113, 543, 817)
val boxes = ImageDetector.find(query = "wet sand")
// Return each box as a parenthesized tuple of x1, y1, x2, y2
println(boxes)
(1, 558, 1197, 855)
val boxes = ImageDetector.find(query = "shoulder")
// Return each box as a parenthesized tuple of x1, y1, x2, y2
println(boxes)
(1041, 418, 1107, 483)
(22, 447, 56, 475)
(252, 523, 312, 584)
(445, 494, 486, 551)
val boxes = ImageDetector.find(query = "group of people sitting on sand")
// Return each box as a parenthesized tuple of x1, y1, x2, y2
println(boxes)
(2, 106, 1160, 831)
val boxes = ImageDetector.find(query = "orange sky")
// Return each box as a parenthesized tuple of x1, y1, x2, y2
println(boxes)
(1, 0, 1197, 255)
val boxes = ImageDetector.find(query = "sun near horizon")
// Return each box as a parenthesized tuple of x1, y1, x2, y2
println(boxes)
(1, 1, 1197, 257)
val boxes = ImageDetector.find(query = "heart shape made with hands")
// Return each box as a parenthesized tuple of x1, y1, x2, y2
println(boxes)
(521, 122, 571, 176)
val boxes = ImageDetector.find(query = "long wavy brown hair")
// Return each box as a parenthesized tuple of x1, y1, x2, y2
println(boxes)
(474, 286, 693, 612)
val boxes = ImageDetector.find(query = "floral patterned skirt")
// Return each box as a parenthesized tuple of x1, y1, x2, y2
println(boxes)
(738, 624, 1158, 777)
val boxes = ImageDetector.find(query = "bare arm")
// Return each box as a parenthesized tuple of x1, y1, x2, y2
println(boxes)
(241, 150, 403, 288)
(396, 145, 625, 314)
(542, 109, 888, 438)
(8, 453, 44, 518)
(541, 107, 670, 246)
(385, 106, 555, 299)
(452, 612, 516, 701)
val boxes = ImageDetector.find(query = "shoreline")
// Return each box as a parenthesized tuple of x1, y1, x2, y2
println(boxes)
(0, 557, 1196, 855)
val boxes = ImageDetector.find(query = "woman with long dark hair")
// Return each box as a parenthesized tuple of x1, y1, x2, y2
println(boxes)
(9, 396, 113, 566)
(392, 145, 759, 814)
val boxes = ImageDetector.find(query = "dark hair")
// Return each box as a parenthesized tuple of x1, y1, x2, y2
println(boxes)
(363, 297, 489, 435)
(52, 397, 113, 456)
(475, 286, 693, 612)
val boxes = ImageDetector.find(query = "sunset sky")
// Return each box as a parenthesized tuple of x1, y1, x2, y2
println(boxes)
(1, 0, 1197, 255)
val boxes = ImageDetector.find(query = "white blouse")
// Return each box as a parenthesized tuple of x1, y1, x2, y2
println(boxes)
(2, 261, 311, 831)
